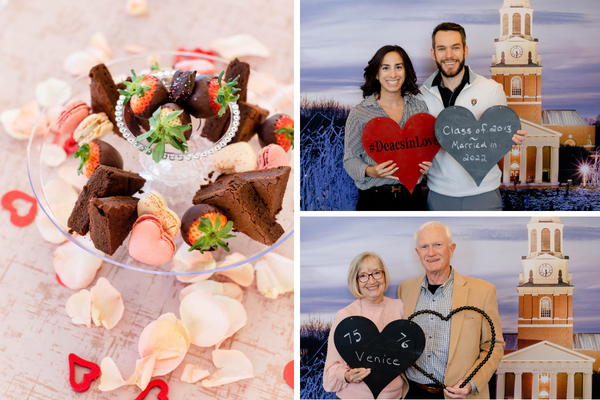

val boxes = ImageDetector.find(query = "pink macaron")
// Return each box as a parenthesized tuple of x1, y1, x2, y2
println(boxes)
(128, 214, 176, 265)
(57, 100, 90, 135)
(258, 144, 290, 169)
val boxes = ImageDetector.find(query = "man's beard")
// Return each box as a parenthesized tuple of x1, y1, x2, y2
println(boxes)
(436, 58, 465, 78)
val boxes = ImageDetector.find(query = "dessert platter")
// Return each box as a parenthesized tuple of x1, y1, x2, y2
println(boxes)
(27, 51, 294, 276)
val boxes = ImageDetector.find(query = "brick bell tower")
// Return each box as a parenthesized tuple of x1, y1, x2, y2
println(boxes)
(490, 0, 542, 124)
(517, 217, 573, 350)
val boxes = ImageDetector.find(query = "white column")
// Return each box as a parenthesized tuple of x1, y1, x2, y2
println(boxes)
(551, 146, 559, 184)
(515, 372, 523, 399)
(520, 145, 527, 183)
(567, 372, 575, 399)
(532, 372, 540, 399)
(503, 154, 511, 184)
(535, 146, 543, 183)
(496, 372, 505, 399)
(584, 372, 592, 399)
(550, 372, 557, 400)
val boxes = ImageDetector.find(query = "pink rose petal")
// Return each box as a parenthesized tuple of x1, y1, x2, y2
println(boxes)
(90, 277, 124, 330)
(255, 252, 294, 299)
(179, 290, 229, 347)
(54, 240, 103, 290)
(214, 295, 247, 349)
(98, 357, 132, 391)
(202, 349, 254, 387)
(210, 34, 270, 60)
(129, 353, 158, 390)
(171, 246, 216, 283)
(65, 289, 91, 328)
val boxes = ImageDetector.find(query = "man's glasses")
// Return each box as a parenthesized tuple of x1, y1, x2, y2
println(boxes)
(357, 270, 384, 283)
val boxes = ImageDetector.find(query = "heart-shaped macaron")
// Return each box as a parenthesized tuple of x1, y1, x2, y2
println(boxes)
(68, 353, 101, 393)
(1, 190, 38, 227)
(135, 379, 169, 400)
(362, 113, 439, 193)
(129, 215, 176, 265)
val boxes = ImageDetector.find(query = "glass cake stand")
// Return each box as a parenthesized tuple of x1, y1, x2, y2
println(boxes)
(27, 51, 293, 275)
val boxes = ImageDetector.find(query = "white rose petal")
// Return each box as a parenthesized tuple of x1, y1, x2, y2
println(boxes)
(65, 289, 91, 328)
(44, 179, 79, 206)
(214, 295, 247, 349)
(35, 78, 71, 107)
(54, 240, 103, 290)
(41, 144, 67, 167)
(171, 245, 216, 283)
(90, 277, 124, 330)
(126, 0, 147, 16)
(36, 203, 73, 244)
(179, 290, 229, 347)
(179, 280, 243, 303)
(254, 252, 294, 299)
(181, 364, 210, 384)
(58, 165, 88, 192)
(210, 34, 270, 60)
(202, 349, 254, 387)
(215, 252, 254, 287)
(99, 357, 131, 392)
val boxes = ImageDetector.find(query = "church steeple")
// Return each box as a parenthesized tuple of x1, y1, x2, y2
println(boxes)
(491, 0, 542, 124)
(517, 217, 573, 350)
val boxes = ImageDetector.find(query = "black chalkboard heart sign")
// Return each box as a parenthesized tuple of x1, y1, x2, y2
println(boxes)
(434, 105, 521, 186)
(334, 317, 425, 399)
(407, 306, 496, 389)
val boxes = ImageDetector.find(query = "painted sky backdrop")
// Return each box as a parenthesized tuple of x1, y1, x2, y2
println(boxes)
(300, 216, 600, 333)
(301, 0, 600, 118)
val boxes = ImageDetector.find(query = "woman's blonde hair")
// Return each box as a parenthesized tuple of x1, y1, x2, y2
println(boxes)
(347, 252, 390, 298)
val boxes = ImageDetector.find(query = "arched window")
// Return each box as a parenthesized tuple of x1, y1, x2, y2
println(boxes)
(511, 77, 522, 96)
(513, 13, 521, 35)
(555, 229, 561, 252)
(525, 14, 531, 35)
(540, 297, 552, 318)
(503, 14, 509, 36)
(541, 228, 551, 252)
(531, 229, 537, 252)
(565, 139, 576, 146)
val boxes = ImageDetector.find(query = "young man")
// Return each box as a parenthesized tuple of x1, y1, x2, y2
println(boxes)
(398, 221, 505, 399)
(420, 22, 526, 211)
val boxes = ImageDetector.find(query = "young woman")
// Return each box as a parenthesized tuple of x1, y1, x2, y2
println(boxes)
(343, 45, 431, 211)
(323, 252, 406, 399)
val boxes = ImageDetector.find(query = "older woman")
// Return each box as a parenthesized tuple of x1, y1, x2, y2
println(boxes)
(343, 45, 431, 211)
(323, 252, 406, 399)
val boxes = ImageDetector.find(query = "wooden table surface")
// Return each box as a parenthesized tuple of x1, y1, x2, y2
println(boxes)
(0, 1, 294, 399)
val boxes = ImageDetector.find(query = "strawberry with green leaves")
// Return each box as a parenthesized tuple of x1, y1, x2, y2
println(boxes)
(181, 204, 236, 253)
(258, 114, 294, 152)
(74, 140, 123, 178)
(119, 69, 168, 119)
(135, 106, 192, 163)
(184, 71, 241, 119)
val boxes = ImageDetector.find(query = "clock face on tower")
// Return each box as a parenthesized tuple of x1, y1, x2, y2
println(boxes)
(539, 263, 553, 277)
(510, 45, 523, 58)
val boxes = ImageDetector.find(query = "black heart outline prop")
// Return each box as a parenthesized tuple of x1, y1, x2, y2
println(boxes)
(434, 105, 521, 186)
(407, 306, 496, 389)
(333, 316, 425, 399)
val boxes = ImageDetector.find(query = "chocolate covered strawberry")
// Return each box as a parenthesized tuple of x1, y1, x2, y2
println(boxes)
(181, 204, 236, 253)
(118, 69, 168, 119)
(258, 114, 294, 152)
(135, 106, 192, 163)
(169, 70, 197, 104)
(75, 140, 124, 178)
(184, 71, 241, 119)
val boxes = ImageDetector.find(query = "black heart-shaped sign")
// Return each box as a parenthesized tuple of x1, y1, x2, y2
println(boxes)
(434, 105, 521, 186)
(334, 317, 425, 398)
(407, 306, 497, 389)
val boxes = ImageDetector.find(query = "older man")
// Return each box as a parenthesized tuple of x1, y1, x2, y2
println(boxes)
(397, 221, 504, 399)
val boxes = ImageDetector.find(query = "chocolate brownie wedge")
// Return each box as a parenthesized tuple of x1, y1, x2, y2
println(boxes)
(89, 64, 121, 136)
(68, 165, 146, 235)
(193, 175, 284, 246)
(220, 166, 291, 217)
(225, 58, 250, 103)
(201, 107, 230, 142)
(88, 196, 139, 255)
(235, 102, 269, 143)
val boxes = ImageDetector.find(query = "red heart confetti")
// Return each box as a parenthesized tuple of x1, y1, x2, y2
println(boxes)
(1, 190, 37, 227)
(135, 379, 169, 400)
(68, 353, 101, 393)
(284, 360, 294, 389)
(362, 113, 439, 194)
